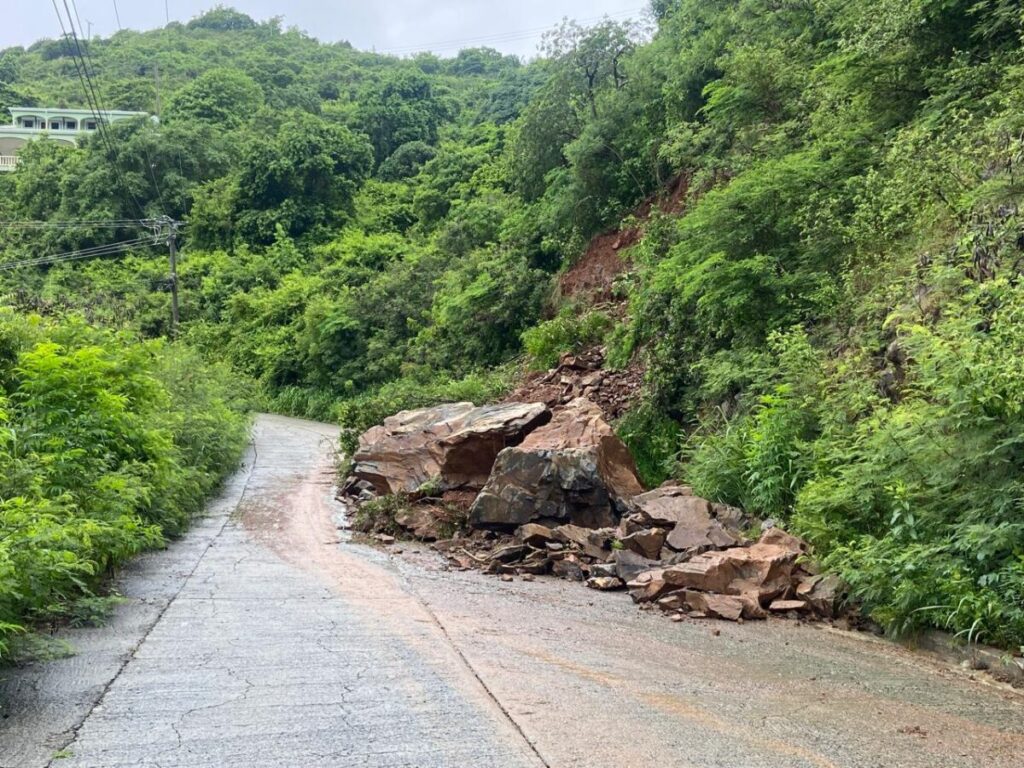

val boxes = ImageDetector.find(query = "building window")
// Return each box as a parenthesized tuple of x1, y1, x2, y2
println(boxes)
(21, 118, 35, 128)
(50, 121, 60, 130)
(66, 119, 77, 129)
(85, 120, 97, 130)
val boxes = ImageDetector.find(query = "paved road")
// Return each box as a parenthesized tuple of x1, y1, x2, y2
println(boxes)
(1, 414, 1022, 767)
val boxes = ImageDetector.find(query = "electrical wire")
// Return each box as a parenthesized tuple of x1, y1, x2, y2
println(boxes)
(0, 219, 151, 229)
(52, 1, 152, 220)
(68, 0, 159, 216)
(71, 0, 170, 216)
(51, 0, 139, 216)
(0, 236, 162, 272)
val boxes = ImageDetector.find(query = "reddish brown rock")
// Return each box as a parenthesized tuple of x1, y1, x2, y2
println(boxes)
(662, 539, 799, 604)
(630, 485, 742, 556)
(621, 528, 667, 560)
(760, 527, 809, 556)
(613, 549, 660, 582)
(552, 555, 586, 581)
(517, 523, 558, 549)
(656, 591, 689, 612)
(770, 599, 808, 612)
(626, 570, 671, 603)
(353, 401, 550, 495)
(587, 576, 624, 591)
(552, 524, 616, 560)
(470, 399, 644, 530)
(683, 592, 746, 622)
(393, 505, 447, 541)
(795, 573, 844, 618)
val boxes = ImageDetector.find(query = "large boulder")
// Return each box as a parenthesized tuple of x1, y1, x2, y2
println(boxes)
(469, 399, 644, 530)
(662, 532, 801, 604)
(352, 402, 550, 495)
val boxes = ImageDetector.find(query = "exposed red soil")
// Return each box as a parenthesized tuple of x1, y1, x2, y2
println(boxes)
(558, 173, 690, 304)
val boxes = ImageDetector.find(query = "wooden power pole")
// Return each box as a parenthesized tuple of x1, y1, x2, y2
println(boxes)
(155, 215, 180, 337)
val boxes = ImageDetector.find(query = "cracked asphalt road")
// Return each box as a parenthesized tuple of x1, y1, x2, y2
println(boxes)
(1, 414, 1022, 767)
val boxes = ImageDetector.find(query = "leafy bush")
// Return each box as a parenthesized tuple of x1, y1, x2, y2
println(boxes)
(0, 312, 250, 659)
(616, 403, 681, 488)
(521, 307, 613, 370)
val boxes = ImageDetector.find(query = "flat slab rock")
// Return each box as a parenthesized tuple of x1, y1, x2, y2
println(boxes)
(353, 401, 550, 495)
(469, 398, 644, 530)
(662, 539, 798, 602)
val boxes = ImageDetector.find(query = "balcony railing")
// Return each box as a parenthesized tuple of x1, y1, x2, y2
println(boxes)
(0, 155, 18, 171)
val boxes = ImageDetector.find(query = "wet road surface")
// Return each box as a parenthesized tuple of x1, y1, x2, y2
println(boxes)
(1, 414, 1021, 767)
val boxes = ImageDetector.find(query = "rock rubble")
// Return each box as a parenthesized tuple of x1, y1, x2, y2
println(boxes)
(341, 381, 846, 625)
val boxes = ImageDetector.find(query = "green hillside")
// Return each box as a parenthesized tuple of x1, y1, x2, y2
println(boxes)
(2, 1, 1024, 649)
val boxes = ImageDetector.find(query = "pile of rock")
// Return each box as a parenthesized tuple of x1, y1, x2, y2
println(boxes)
(436, 484, 842, 622)
(341, 390, 845, 625)
(502, 348, 642, 421)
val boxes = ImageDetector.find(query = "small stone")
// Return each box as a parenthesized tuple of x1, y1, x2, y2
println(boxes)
(500, 574, 514, 583)
(521, 573, 536, 582)
(769, 599, 808, 612)
(588, 562, 618, 579)
(552, 557, 585, 582)
(712, 629, 721, 637)
(670, 614, 685, 623)
(587, 576, 625, 591)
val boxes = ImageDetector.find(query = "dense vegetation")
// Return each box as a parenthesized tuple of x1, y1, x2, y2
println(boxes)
(2, 2, 1024, 648)
(0, 311, 248, 657)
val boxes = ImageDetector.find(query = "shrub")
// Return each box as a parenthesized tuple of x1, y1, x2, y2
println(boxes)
(521, 307, 613, 370)
(0, 312, 250, 660)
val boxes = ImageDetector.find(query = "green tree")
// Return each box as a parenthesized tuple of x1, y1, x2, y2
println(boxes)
(165, 68, 263, 128)
(355, 68, 452, 166)
(234, 112, 373, 243)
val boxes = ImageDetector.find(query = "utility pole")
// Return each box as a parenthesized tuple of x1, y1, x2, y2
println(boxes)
(166, 217, 180, 337)
(154, 62, 161, 118)
(150, 216, 180, 337)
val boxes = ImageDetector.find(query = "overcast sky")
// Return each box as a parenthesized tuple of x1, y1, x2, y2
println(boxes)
(2, 1, 649, 58)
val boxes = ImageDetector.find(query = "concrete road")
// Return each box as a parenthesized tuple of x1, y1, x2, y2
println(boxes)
(1, 414, 1022, 768)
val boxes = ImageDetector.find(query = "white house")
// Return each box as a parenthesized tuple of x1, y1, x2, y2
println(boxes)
(0, 107, 149, 171)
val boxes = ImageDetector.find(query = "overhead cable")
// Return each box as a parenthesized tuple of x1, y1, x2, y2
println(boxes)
(0, 236, 161, 272)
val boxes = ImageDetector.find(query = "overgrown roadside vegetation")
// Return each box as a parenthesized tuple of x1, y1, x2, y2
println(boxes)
(1, 2, 1024, 650)
(0, 311, 250, 660)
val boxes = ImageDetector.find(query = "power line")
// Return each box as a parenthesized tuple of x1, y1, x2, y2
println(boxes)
(0, 219, 150, 229)
(53, 1, 156, 220)
(69, 0, 166, 216)
(73, 0, 170, 216)
(51, 1, 146, 220)
(0, 236, 162, 272)
(0, 216, 184, 334)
